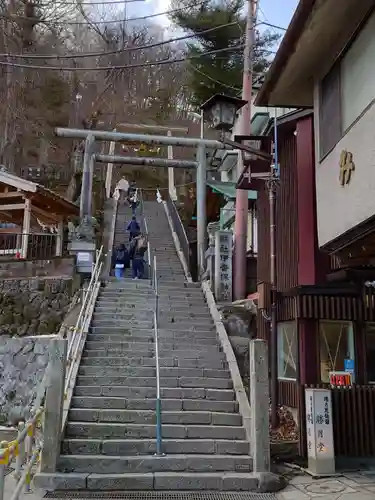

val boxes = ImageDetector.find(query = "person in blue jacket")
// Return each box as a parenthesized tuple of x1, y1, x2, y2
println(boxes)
(126, 216, 140, 241)
(112, 243, 130, 278)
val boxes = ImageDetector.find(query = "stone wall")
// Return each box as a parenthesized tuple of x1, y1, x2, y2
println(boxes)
(0, 336, 52, 424)
(0, 257, 75, 279)
(0, 278, 77, 337)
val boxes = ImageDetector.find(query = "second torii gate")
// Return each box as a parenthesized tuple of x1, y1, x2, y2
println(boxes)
(55, 127, 229, 274)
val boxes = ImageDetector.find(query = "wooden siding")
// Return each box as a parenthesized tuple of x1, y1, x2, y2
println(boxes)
(256, 127, 299, 338)
(276, 130, 299, 292)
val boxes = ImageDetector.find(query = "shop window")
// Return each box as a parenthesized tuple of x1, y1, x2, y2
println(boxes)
(365, 323, 375, 382)
(277, 321, 298, 380)
(319, 321, 354, 383)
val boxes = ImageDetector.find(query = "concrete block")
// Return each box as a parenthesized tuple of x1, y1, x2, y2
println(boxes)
(215, 440, 249, 455)
(186, 425, 245, 440)
(179, 377, 233, 389)
(222, 473, 259, 491)
(87, 473, 154, 490)
(102, 439, 155, 455)
(154, 472, 223, 490)
(182, 399, 236, 413)
(211, 412, 242, 426)
(62, 439, 102, 455)
(205, 389, 236, 401)
(34, 472, 88, 491)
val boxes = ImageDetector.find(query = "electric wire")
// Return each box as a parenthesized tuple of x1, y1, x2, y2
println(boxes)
(0, 44, 245, 70)
(37, 0, 145, 5)
(37, 1, 207, 24)
(0, 22, 240, 59)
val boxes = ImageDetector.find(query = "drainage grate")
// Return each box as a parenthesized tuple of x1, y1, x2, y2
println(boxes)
(44, 492, 277, 500)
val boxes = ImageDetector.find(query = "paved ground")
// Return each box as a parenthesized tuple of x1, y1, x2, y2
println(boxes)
(4, 472, 42, 499)
(277, 469, 375, 499)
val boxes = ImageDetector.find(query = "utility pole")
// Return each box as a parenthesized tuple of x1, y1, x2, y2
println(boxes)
(233, 0, 258, 300)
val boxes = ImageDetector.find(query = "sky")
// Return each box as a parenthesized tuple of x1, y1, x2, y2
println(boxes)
(118, 0, 299, 34)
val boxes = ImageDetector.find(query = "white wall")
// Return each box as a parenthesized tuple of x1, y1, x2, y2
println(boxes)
(315, 97, 375, 247)
(314, 11, 375, 248)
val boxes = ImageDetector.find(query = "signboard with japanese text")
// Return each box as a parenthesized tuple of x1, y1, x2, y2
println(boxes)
(305, 388, 335, 475)
(214, 230, 233, 302)
(329, 371, 353, 387)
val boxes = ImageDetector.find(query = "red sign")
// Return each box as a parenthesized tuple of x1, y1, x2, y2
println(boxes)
(329, 371, 352, 386)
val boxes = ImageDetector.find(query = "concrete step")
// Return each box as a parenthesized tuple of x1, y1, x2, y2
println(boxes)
(62, 438, 248, 456)
(86, 331, 218, 343)
(80, 356, 226, 369)
(34, 471, 262, 491)
(94, 306, 209, 316)
(80, 347, 224, 360)
(76, 376, 233, 389)
(70, 396, 237, 412)
(66, 422, 246, 440)
(77, 366, 230, 379)
(83, 342, 221, 354)
(68, 408, 241, 426)
(89, 326, 216, 337)
(92, 311, 212, 321)
(90, 320, 214, 330)
(74, 386, 236, 401)
(57, 454, 252, 474)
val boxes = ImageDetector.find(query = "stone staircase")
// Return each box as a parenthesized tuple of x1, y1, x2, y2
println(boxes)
(36, 201, 255, 491)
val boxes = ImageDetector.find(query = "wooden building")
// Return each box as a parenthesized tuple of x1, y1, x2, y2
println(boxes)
(0, 170, 79, 260)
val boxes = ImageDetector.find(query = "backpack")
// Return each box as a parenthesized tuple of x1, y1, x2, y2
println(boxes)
(116, 248, 125, 262)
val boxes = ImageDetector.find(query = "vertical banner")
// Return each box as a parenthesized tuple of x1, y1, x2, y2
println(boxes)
(214, 230, 233, 302)
(305, 388, 335, 476)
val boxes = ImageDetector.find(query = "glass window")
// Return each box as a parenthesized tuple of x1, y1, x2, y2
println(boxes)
(319, 321, 354, 383)
(366, 324, 375, 382)
(278, 321, 298, 380)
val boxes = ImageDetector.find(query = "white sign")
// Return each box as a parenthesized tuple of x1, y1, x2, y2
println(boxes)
(214, 230, 233, 302)
(77, 252, 91, 262)
(305, 388, 335, 475)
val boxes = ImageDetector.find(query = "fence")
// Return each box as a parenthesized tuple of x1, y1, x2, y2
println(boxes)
(300, 384, 375, 458)
(0, 232, 60, 260)
(166, 194, 190, 273)
(0, 246, 103, 500)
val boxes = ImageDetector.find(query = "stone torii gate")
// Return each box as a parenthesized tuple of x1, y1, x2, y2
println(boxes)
(54, 127, 229, 273)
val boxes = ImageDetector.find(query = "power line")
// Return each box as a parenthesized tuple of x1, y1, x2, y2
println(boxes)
(40, 1, 207, 25)
(0, 43, 245, 71)
(0, 21, 278, 60)
(0, 22, 238, 59)
(189, 63, 242, 92)
(37, 0, 144, 5)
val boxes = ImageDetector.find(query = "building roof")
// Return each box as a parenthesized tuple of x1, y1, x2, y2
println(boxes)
(207, 181, 257, 201)
(255, 0, 374, 107)
(0, 170, 79, 224)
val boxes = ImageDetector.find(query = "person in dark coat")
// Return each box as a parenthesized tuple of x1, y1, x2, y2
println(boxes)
(126, 216, 140, 241)
(129, 234, 147, 279)
(112, 243, 130, 278)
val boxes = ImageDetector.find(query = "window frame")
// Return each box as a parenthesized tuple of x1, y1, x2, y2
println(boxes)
(318, 320, 355, 384)
(365, 322, 375, 383)
(319, 61, 342, 160)
(277, 320, 298, 381)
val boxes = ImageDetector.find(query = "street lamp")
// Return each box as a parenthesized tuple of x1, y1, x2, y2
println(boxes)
(200, 94, 247, 133)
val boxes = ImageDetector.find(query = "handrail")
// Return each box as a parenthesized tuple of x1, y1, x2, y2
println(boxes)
(153, 255, 162, 455)
(0, 246, 103, 500)
(166, 194, 190, 272)
(139, 189, 152, 283)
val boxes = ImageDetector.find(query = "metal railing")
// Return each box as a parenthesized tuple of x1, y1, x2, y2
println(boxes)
(139, 189, 152, 282)
(152, 255, 162, 455)
(0, 246, 103, 500)
(0, 232, 61, 260)
(166, 194, 190, 272)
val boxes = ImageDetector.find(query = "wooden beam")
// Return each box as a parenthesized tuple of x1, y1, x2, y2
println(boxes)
(30, 203, 59, 223)
(0, 191, 24, 199)
(0, 203, 25, 211)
